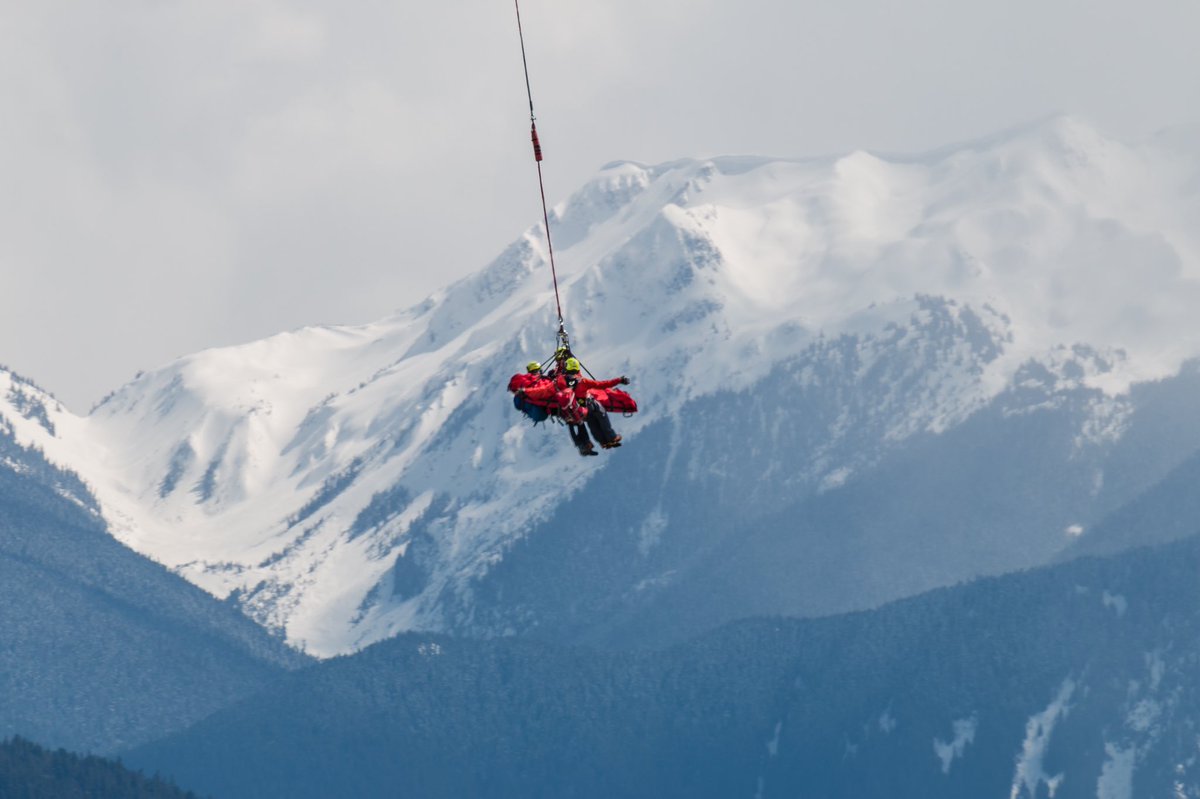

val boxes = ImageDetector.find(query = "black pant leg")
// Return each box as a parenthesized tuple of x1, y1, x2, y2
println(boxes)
(584, 398, 617, 444)
(569, 423, 592, 450)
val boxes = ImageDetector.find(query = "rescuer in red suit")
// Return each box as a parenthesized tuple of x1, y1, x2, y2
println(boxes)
(520, 357, 628, 456)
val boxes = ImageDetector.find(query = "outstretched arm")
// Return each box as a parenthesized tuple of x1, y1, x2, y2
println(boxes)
(582, 377, 626, 391)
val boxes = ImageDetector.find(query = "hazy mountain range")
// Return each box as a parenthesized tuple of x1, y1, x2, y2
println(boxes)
(4, 115, 1198, 658)
(3, 115, 1200, 796)
(0, 376, 308, 753)
(126, 534, 1200, 799)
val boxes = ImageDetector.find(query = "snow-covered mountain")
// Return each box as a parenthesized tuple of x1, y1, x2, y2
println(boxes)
(0, 366, 307, 753)
(5, 115, 1200, 656)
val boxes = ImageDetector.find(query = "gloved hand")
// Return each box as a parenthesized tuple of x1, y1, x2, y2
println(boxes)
(619, 376, 631, 385)
(515, 389, 526, 398)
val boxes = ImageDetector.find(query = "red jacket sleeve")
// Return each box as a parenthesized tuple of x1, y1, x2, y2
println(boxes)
(579, 377, 623, 392)
(522, 381, 559, 402)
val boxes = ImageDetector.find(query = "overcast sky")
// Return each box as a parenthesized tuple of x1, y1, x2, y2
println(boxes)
(1, 0, 1197, 410)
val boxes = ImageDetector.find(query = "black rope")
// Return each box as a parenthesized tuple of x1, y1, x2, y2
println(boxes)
(513, 0, 566, 332)
(514, 0, 535, 120)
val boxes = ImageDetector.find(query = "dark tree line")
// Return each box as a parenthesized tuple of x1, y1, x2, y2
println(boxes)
(0, 736, 205, 798)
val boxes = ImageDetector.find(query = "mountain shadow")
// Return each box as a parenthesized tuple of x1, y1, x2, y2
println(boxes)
(129, 533, 1200, 798)
(0, 425, 310, 753)
(464, 351, 1200, 650)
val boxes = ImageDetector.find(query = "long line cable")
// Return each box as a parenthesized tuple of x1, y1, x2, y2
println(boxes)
(513, 0, 567, 348)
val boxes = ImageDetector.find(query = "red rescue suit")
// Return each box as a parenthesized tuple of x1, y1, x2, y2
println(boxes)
(523, 375, 623, 424)
(507, 372, 549, 394)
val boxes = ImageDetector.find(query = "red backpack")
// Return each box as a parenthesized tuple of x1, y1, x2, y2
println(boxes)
(591, 388, 638, 415)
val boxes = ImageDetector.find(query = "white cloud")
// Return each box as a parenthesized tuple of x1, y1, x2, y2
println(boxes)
(248, 4, 327, 61)
(1, 0, 1197, 409)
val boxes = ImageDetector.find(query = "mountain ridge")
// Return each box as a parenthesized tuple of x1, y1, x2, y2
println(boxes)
(5, 115, 1199, 655)
(0, 389, 310, 753)
(126, 532, 1200, 799)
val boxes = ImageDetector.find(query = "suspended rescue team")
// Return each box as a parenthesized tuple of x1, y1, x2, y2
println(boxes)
(507, 351, 636, 456)
(505, 0, 637, 457)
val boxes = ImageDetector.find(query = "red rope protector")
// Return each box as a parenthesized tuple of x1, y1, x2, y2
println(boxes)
(531, 124, 543, 162)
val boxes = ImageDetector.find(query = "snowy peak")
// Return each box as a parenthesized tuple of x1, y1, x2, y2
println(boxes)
(0, 367, 101, 522)
(14, 116, 1200, 656)
(1, 366, 63, 439)
(398, 114, 1196, 397)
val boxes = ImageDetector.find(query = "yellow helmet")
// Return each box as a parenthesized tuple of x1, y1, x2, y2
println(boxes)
(526, 361, 542, 373)
(564, 357, 581, 373)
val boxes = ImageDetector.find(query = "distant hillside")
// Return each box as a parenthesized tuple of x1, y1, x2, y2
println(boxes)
(11, 118, 1200, 657)
(0, 415, 310, 753)
(1058, 441, 1200, 561)
(0, 736, 202, 799)
(130, 534, 1200, 798)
